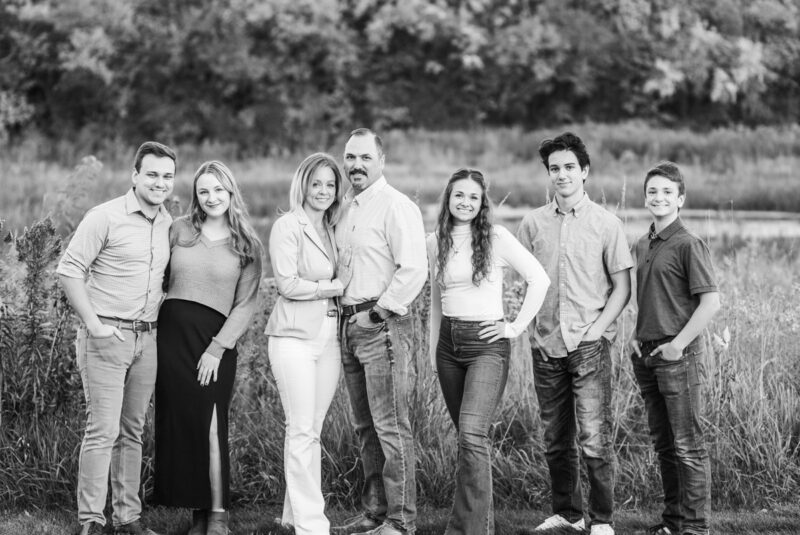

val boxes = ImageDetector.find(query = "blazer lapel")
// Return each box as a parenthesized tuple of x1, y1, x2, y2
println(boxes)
(327, 226, 338, 264)
(296, 209, 330, 260)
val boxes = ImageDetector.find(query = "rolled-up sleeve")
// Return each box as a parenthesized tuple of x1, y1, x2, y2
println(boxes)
(377, 200, 428, 315)
(57, 208, 109, 279)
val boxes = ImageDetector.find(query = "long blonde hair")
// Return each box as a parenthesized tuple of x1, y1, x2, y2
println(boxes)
(186, 160, 263, 266)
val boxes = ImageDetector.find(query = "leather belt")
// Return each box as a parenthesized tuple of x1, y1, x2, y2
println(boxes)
(639, 336, 674, 352)
(339, 300, 378, 317)
(98, 316, 157, 332)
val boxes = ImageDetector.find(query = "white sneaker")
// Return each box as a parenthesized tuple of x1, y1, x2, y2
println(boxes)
(590, 524, 614, 535)
(533, 514, 586, 531)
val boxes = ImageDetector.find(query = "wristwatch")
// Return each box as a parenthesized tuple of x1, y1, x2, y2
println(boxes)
(368, 308, 385, 324)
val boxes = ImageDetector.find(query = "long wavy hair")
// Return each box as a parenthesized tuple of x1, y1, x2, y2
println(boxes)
(287, 152, 345, 226)
(435, 168, 493, 287)
(186, 160, 263, 267)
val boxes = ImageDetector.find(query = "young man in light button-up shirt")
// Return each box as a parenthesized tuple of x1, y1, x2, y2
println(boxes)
(57, 141, 176, 535)
(334, 128, 427, 535)
(516, 132, 632, 535)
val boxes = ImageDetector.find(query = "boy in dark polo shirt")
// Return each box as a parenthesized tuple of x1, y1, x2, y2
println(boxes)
(629, 162, 721, 535)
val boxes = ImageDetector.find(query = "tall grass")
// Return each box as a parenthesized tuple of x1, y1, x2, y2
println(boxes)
(1, 211, 799, 510)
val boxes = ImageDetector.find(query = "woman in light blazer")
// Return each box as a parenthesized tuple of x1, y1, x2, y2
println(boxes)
(265, 152, 351, 535)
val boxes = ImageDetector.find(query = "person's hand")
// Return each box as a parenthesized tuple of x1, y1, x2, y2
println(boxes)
(651, 340, 683, 361)
(349, 310, 380, 328)
(335, 246, 353, 289)
(630, 337, 642, 358)
(478, 319, 507, 343)
(197, 352, 221, 386)
(87, 322, 125, 342)
(582, 324, 603, 343)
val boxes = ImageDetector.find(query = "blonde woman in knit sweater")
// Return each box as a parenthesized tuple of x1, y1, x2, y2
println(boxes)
(154, 161, 263, 535)
(427, 168, 550, 535)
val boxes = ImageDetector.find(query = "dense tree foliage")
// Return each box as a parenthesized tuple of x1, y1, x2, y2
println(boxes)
(1, 0, 798, 152)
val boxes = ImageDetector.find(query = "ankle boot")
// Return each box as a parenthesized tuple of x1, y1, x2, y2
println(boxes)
(206, 511, 230, 535)
(187, 509, 207, 535)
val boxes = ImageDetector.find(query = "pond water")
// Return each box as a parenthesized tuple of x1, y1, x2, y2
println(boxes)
(421, 206, 800, 240)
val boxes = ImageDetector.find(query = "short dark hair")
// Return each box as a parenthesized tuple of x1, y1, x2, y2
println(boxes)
(644, 161, 685, 195)
(538, 132, 590, 171)
(349, 128, 384, 157)
(133, 141, 177, 173)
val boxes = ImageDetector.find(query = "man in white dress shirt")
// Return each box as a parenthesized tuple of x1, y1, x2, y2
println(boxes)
(334, 128, 427, 535)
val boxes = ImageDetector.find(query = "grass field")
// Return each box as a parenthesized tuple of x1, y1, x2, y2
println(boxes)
(2, 124, 800, 527)
(2, 229, 799, 514)
(3, 506, 800, 535)
(3, 123, 800, 239)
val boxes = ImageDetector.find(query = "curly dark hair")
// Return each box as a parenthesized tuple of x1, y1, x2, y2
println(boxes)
(435, 168, 493, 287)
(538, 131, 590, 171)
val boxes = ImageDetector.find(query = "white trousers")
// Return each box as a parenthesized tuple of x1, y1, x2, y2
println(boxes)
(268, 314, 341, 535)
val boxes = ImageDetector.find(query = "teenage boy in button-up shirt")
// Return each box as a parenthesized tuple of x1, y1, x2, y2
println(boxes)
(628, 162, 720, 535)
(516, 132, 632, 535)
(57, 141, 176, 535)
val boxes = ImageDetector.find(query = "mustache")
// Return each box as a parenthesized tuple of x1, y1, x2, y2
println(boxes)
(349, 168, 367, 177)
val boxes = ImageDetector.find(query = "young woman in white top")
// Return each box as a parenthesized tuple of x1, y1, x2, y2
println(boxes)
(427, 168, 550, 535)
(265, 153, 351, 535)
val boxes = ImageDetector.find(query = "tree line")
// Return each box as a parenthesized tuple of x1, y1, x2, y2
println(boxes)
(1, 0, 798, 154)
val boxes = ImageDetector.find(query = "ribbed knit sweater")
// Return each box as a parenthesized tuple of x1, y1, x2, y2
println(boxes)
(164, 217, 262, 358)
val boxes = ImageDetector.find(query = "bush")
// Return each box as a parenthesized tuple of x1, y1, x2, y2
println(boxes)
(2, 217, 800, 511)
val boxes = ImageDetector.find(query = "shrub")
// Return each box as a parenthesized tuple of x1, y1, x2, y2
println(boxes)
(1, 216, 800, 511)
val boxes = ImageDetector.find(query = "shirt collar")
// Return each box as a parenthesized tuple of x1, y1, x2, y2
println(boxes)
(125, 188, 169, 220)
(353, 176, 387, 205)
(551, 193, 590, 217)
(649, 217, 685, 241)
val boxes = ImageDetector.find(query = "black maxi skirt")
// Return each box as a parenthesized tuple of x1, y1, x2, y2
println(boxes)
(153, 299, 237, 508)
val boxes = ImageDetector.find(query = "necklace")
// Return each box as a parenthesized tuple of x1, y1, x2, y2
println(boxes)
(452, 234, 471, 254)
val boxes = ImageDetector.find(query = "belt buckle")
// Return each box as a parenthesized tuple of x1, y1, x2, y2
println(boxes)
(131, 320, 150, 332)
(327, 309, 338, 317)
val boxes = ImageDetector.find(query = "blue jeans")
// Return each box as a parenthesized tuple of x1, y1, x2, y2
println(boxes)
(436, 317, 509, 535)
(631, 337, 710, 535)
(75, 325, 157, 527)
(341, 313, 417, 533)
(532, 339, 614, 526)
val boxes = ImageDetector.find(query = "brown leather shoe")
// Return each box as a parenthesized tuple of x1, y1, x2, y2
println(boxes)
(207, 510, 230, 535)
(333, 513, 382, 533)
(187, 510, 208, 535)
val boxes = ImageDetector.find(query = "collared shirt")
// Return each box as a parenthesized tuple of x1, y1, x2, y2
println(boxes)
(633, 217, 717, 342)
(56, 188, 172, 322)
(334, 176, 428, 315)
(517, 194, 633, 358)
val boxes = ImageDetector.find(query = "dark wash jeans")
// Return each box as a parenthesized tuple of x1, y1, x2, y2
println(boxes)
(341, 313, 417, 533)
(631, 337, 710, 535)
(436, 317, 510, 535)
(532, 338, 614, 526)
